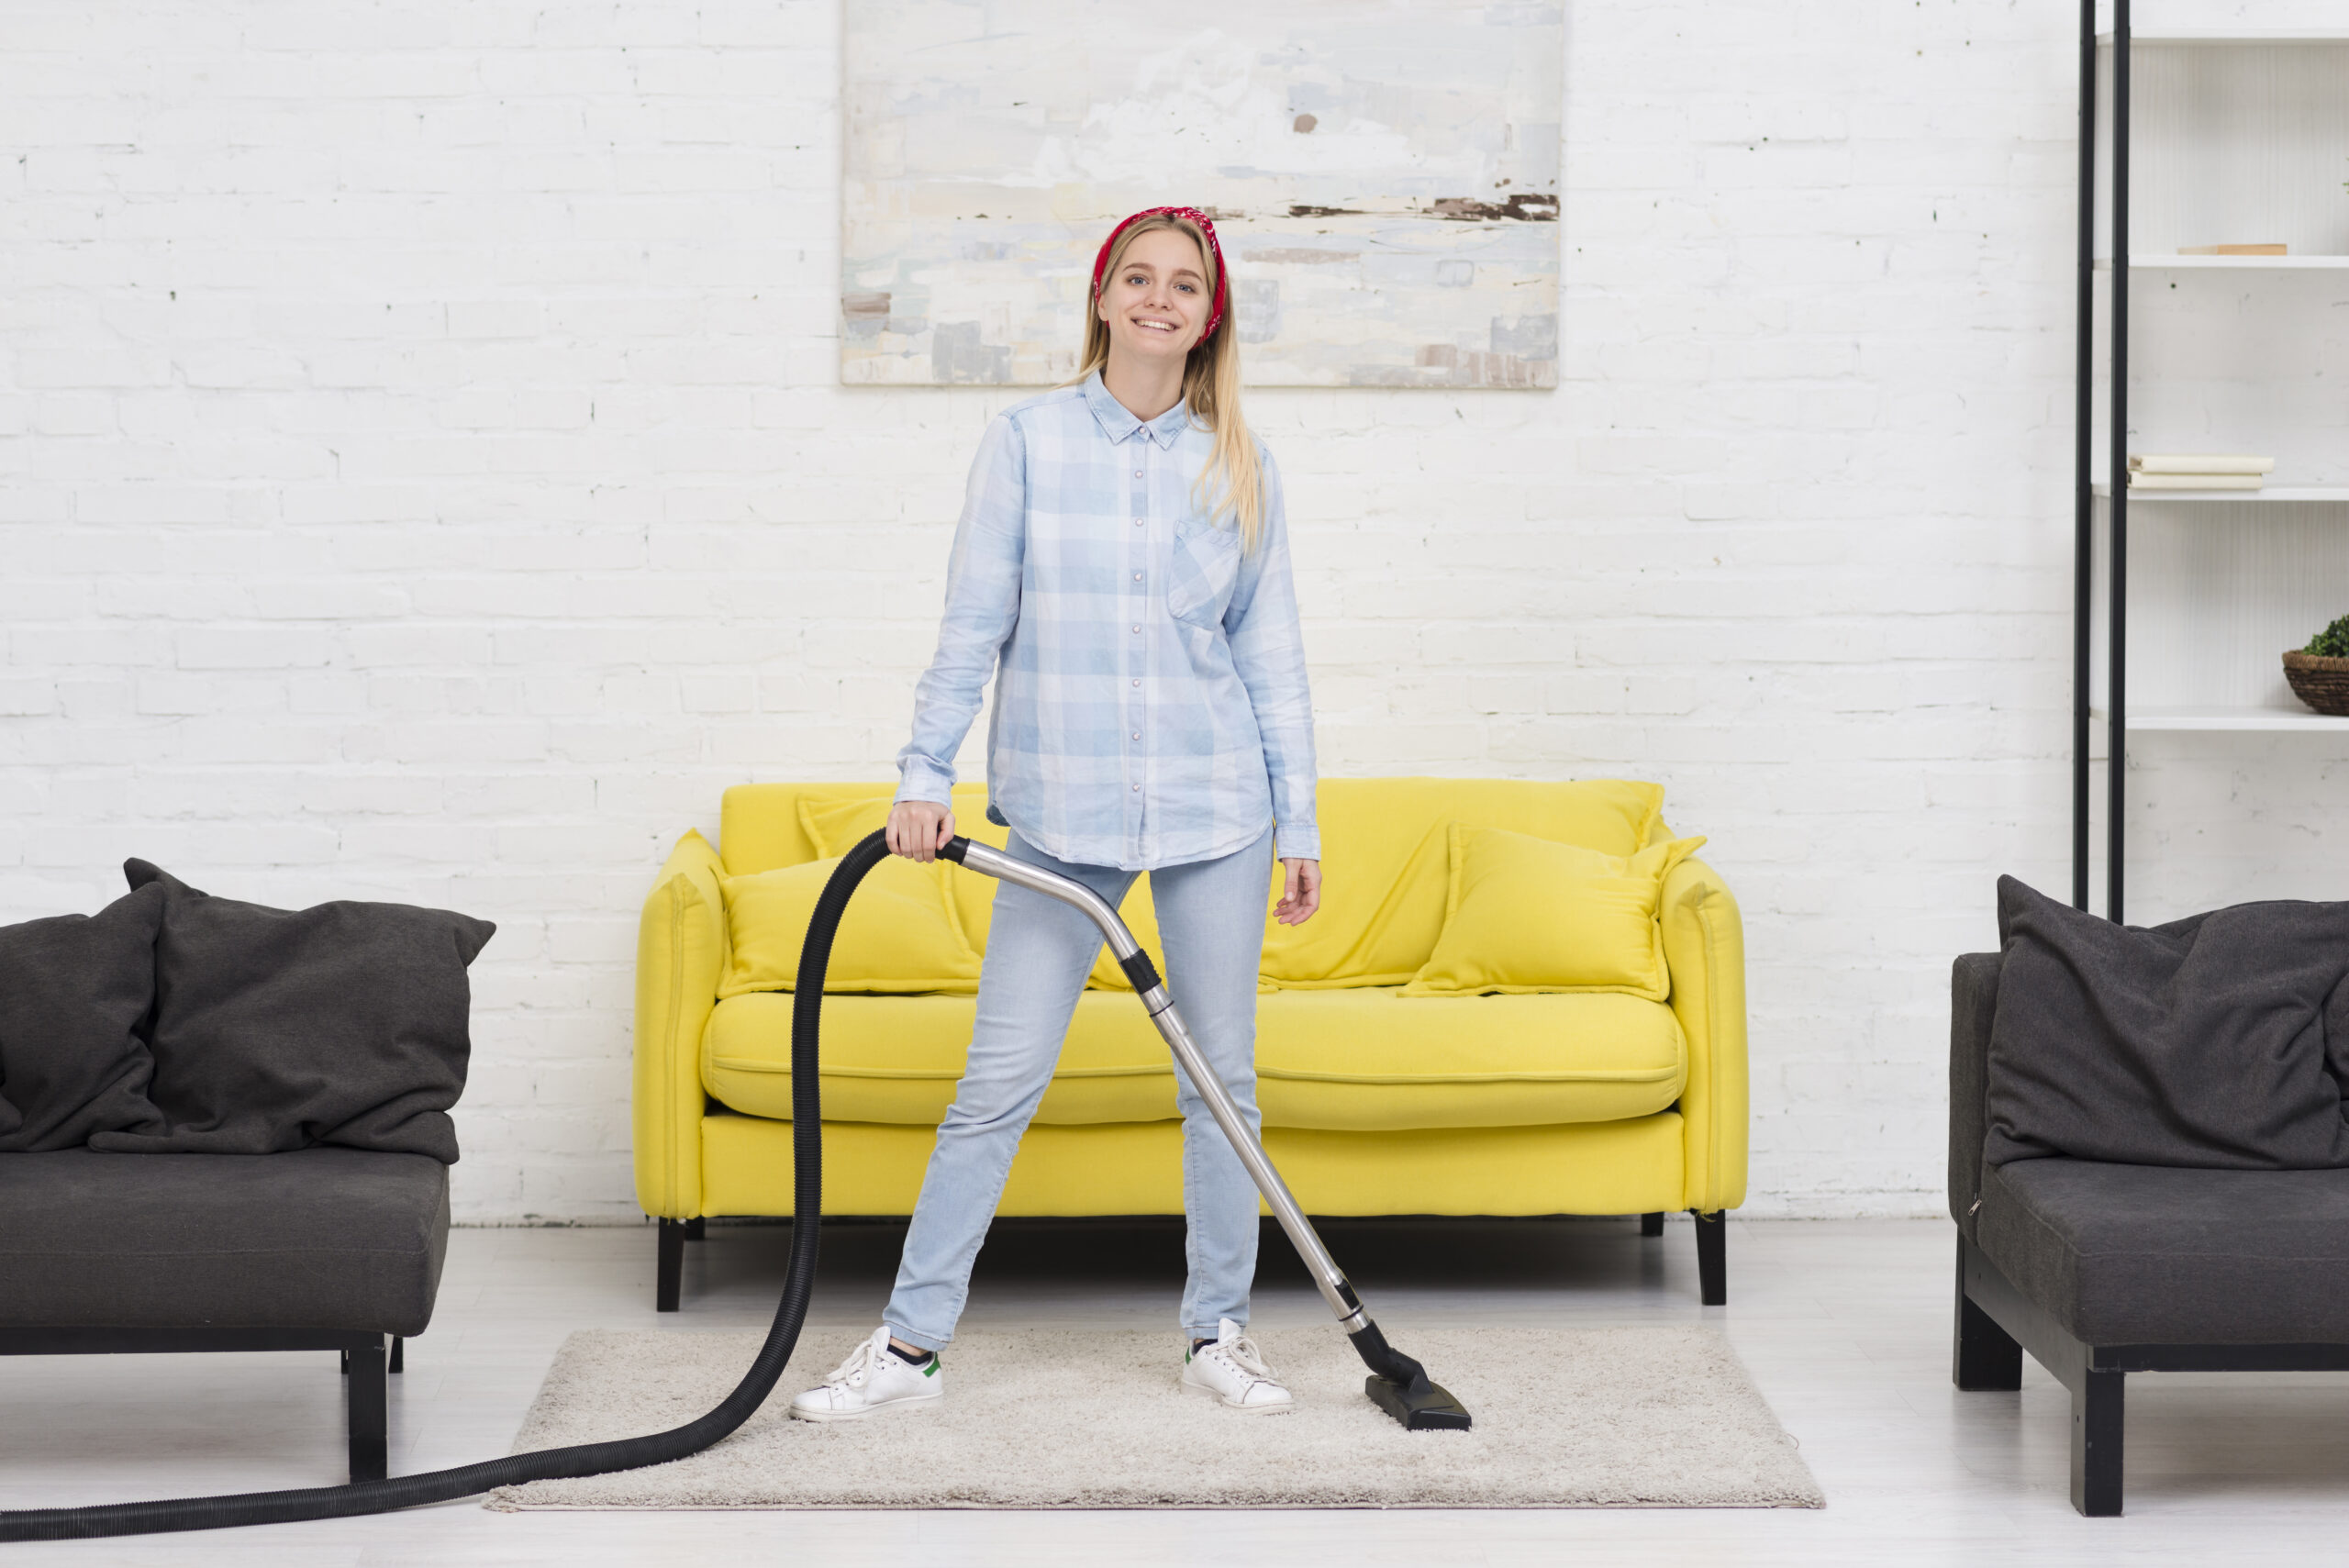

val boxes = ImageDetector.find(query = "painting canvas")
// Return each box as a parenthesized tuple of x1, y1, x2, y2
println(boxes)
(841, 3, 1562, 389)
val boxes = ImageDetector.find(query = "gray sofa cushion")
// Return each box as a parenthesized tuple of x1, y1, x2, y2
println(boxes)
(0, 1148, 450, 1336)
(87, 861, 494, 1162)
(1976, 1155, 2349, 1344)
(1986, 875, 2349, 1171)
(0, 884, 169, 1152)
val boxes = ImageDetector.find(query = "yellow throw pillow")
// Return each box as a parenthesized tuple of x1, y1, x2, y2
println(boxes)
(797, 790, 1166, 991)
(1400, 825, 1706, 1001)
(799, 786, 1013, 951)
(718, 853, 981, 997)
(1257, 778, 1669, 988)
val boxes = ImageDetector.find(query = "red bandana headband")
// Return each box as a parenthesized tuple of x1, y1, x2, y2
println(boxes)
(1089, 206, 1230, 343)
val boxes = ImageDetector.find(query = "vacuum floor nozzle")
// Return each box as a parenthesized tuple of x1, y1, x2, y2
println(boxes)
(1347, 1318, 1473, 1430)
(1365, 1374, 1474, 1431)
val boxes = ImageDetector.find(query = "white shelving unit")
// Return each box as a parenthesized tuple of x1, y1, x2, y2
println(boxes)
(2096, 255, 2349, 269)
(2100, 28, 2349, 45)
(2092, 485, 2349, 503)
(2093, 705, 2349, 732)
(2104, 28, 2349, 45)
(2075, 8, 2349, 917)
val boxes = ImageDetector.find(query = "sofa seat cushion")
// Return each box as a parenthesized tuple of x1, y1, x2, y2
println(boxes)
(1977, 1156, 2349, 1345)
(0, 1148, 451, 1336)
(703, 987, 1686, 1132)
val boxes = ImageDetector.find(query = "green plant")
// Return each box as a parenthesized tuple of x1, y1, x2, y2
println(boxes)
(2307, 616, 2349, 659)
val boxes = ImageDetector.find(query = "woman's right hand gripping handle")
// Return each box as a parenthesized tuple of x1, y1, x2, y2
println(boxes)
(887, 800, 956, 863)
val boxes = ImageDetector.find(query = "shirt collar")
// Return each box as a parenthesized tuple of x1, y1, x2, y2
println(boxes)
(1082, 370, 1193, 450)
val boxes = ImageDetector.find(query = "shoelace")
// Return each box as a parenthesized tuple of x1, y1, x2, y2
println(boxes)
(819, 1336, 882, 1390)
(1208, 1333, 1274, 1384)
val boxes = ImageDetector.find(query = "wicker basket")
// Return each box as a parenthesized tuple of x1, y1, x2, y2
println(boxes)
(2283, 651, 2349, 716)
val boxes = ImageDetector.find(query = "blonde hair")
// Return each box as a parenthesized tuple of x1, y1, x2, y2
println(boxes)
(1074, 212, 1264, 553)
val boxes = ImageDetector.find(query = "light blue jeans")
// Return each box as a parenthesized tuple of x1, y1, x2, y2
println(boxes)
(882, 825, 1276, 1351)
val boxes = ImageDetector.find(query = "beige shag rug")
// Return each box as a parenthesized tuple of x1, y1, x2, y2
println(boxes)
(485, 1324, 1820, 1510)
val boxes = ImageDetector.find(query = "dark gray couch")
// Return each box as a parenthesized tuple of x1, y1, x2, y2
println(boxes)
(1950, 951, 2349, 1516)
(0, 1147, 451, 1481)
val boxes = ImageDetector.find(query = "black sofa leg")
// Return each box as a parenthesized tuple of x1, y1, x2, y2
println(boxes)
(2073, 1365, 2125, 1517)
(347, 1334, 388, 1483)
(1640, 1211, 1664, 1237)
(1692, 1210, 1726, 1305)
(389, 1335, 405, 1374)
(685, 1217, 706, 1241)
(657, 1218, 687, 1312)
(1953, 1243, 2022, 1390)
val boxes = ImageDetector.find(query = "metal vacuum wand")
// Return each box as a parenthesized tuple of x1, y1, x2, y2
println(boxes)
(941, 835, 1471, 1431)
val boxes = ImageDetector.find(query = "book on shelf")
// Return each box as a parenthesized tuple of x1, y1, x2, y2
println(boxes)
(2177, 243, 2288, 256)
(2127, 472, 2265, 491)
(2129, 455, 2277, 475)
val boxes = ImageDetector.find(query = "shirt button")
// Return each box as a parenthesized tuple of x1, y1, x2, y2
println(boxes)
(1133, 470, 1142, 478)
(1131, 679, 1140, 687)
(1131, 731, 1141, 740)
(1131, 625, 1141, 634)
(1133, 517, 1144, 527)
(1132, 783, 1141, 792)
(1133, 573, 1141, 582)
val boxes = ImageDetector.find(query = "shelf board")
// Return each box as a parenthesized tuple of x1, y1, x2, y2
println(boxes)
(2093, 254, 2349, 270)
(2094, 706, 2349, 732)
(2099, 28, 2349, 45)
(2091, 484, 2349, 503)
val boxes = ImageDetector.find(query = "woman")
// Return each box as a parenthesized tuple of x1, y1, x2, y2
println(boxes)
(790, 207, 1321, 1420)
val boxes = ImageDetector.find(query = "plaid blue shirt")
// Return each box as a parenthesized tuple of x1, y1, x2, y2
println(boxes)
(895, 372, 1319, 872)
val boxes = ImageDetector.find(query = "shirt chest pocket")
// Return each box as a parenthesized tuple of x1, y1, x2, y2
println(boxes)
(1164, 518, 1242, 629)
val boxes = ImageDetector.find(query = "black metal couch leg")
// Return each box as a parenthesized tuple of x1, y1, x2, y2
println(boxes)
(1693, 1210, 1726, 1305)
(389, 1335, 405, 1374)
(1640, 1211, 1664, 1237)
(347, 1334, 388, 1483)
(1953, 1240, 2022, 1389)
(657, 1218, 686, 1312)
(2073, 1365, 2125, 1516)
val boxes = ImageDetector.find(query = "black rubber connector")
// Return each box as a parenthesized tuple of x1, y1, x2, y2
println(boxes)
(939, 835, 970, 864)
(1118, 949, 1162, 993)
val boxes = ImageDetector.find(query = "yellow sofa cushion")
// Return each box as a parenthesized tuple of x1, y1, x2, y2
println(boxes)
(1256, 777, 1668, 987)
(717, 855, 980, 997)
(701, 985, 1685, 1131)
(1402, 827, 1705, 1002)
(799, 788, 1165, 992)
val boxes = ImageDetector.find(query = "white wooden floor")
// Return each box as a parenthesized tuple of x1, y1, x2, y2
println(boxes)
(5, 1216, 2348, 1564)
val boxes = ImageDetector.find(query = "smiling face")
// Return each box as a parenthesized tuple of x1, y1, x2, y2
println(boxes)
(1095, 226, 1212, 368)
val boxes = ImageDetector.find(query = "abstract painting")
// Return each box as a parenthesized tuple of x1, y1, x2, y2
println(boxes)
(841, 3, 1561, 389)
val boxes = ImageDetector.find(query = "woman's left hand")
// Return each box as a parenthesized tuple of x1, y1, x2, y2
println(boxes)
(1274, 858, 1320, 926)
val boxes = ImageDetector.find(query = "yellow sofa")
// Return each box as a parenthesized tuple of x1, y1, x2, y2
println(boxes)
(634, 777, 1748, 1308)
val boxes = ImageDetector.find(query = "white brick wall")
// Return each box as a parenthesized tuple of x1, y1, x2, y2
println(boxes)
(5, 1, 2335, 1222)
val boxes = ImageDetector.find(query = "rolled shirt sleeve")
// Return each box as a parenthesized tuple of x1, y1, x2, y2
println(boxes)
(1222, 448, 1320, 862)
(895, 415, 1027, 806)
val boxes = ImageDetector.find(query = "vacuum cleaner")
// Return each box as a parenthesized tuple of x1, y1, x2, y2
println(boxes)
(0, 830, 1467, 1543)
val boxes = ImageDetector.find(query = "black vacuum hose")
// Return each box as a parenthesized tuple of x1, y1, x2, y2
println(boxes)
(0, 829, 896, 1543)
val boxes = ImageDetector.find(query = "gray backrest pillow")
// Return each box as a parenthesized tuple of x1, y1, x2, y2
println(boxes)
(85, 860, 495, 1163)
(0, 881, 170, 1151)
(1986, 874, 2349, 1171)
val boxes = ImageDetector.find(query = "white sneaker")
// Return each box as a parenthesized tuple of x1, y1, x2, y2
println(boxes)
(1180, 1318, 1294, 1414)
(787, 1326, 943, 1422)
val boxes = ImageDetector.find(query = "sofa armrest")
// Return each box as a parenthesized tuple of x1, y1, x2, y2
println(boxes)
(633, 830, 728, 1220)
(1949, 951, 2001, 1240)
(1660, 856, 1747, 1213)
